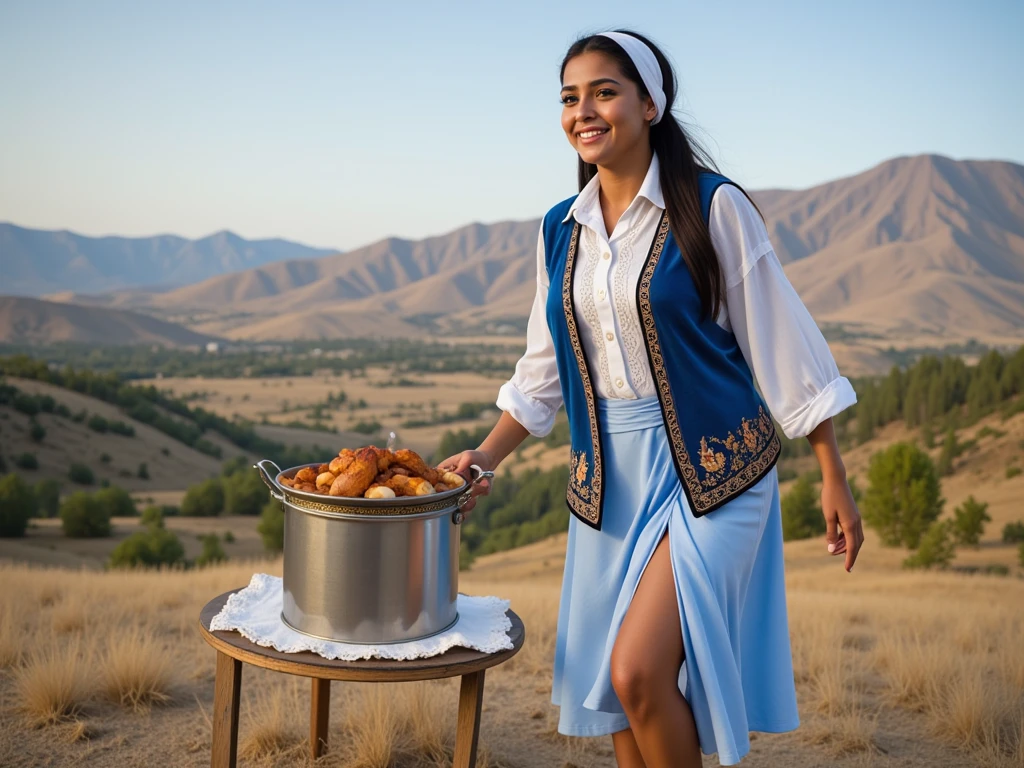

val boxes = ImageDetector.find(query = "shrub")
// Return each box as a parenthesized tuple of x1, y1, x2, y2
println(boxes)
(0, 473, 37, 537)
(137, 462, 149, 480)
(223, 530, 235, 543)
(195, 534, 227, 567)
(29, 421, 46, 443)
(1002, 521, 1024, 543)
(12, 393, 40, 416)
(1019, 541, 1024, 569)
(258, 500, 284, 552)
(94, 486, 137, 518)
(223, 469, 266, 516)
(108, 421, 135, 437)
(937, 428, 958, 476)
(180, 478, 224, 517)
(87, 414, 108, 433)
(108, 527, 185, 569)
(903, 519, 956, 570)
(1007, 466, 1022, 479)
(863, 442, 943, 548)
(33, 479, 61, 518)
(140, 506, 165, 528)
(951, 496, 991, 547)
(14, 453, 39, 471)
(100, 453, 112, 464)
(60, 492, 111, 538)
(68, 463, 94, 485)
(781, 474, 824, 541)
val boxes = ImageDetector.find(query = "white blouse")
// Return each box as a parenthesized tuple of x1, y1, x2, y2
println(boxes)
(496, 153, 858, 440)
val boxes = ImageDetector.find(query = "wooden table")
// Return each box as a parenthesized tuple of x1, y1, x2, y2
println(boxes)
(198, 589, 525, 768)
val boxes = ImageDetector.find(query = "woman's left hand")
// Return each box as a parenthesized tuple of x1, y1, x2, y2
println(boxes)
(821, 477, 864, 572)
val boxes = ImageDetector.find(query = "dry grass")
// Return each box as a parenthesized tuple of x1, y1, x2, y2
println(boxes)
(1, 539, 1023, 767)
(102, 627, 174, 710)
(239, 682, 302, 760)
(13, 639, 92, 726)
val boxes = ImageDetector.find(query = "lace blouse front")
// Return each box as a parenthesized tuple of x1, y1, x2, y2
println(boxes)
(496, 153, 857, 440)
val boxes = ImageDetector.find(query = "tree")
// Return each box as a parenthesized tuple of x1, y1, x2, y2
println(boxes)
(137, 462, 149, 480)
(15, 453, 39, 471)
(863, 442, 943, 548)
(258, 500, 284, 552)
(0, 473, 37, 537)
(781, 475, 824, 541)
(33, 479, 61, 518)
(68, 463, 95, 485)
(937, 428, 958, 476)
(180, 478, 224, 517)
(195, 534, 227, 567)
(223, 469, 266, 516)
(60, 492, 112, 538)
(29, 421, 46, 443)
(94, 485, 137, 518)
(1002, 521, 1024, 543)
(903, 520, 956, 570)
(951, 496, 991, 547)
(108, 528, 185, 568)
(140, 506, 165, 528)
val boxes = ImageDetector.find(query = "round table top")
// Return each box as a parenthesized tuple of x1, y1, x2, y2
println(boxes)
(198, 588, 525, 682)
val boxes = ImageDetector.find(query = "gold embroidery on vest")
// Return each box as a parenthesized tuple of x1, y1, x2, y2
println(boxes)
(569, 450, 591, 500)
(638, 213, 782, 514)
(562, 222, 602, 525)
(699, 406, 776, 489)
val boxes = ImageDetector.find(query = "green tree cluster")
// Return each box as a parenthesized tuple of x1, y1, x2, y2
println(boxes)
(60, 492, 112, 538)
(862, 442, 943, 548)
(0, 473, 36, 537)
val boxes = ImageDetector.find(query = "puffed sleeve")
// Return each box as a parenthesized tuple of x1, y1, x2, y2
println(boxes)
(710, 185, 857, 439)
(494, 223, 564, 436)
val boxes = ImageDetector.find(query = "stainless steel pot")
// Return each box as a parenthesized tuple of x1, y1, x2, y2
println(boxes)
(254, 459, 492, 645)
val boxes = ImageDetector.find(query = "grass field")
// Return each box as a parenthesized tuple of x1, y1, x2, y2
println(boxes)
(1, 529, 1022, 768)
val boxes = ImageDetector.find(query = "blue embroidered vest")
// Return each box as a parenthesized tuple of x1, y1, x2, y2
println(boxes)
(544, 172, 781, 529)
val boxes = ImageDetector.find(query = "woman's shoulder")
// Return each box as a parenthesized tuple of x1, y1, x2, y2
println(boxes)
(706, 183, 774, 286)
(543, 194, 579, 226)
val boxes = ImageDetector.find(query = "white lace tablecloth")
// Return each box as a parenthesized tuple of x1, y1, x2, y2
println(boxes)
(209, 573, 513, 661)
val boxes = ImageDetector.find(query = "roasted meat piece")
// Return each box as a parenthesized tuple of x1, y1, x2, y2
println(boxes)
(329, 446, 379, 497)
(384, 474, 435, 497)
(390, 449, 441, 485)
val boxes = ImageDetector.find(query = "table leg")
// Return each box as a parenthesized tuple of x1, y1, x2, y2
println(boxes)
(453, 669, 485, 768)
(211, 652, 242, 768)
(310, 678, 331, 761)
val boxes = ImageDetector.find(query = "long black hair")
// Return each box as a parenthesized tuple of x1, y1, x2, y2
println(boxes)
(560, 31, 757, 321)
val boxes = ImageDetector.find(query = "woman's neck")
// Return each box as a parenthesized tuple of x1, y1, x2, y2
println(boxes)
(596, 145, 654, 232)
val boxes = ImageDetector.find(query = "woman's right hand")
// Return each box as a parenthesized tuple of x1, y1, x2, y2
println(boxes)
(438, 449, 494, 515)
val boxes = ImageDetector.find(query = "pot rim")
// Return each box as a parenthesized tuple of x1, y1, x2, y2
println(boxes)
(255, 459, 472, 517)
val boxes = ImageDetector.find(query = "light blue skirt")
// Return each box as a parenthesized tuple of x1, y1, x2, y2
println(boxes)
(551, 397, 799, 765)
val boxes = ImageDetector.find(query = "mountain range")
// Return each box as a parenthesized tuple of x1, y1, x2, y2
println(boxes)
(0, 224, 338, 295)
(2, 154, 1023, 355)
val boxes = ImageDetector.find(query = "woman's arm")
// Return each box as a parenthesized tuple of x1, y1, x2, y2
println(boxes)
(710, 185, 863, 569)
(806, 417, 863, 571)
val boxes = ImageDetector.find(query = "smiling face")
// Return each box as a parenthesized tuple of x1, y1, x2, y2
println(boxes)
(560, 50, 657, 170)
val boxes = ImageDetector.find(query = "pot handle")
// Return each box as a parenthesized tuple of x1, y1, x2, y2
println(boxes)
(453, 464, 495, 525)
(254, 459, 285, 502)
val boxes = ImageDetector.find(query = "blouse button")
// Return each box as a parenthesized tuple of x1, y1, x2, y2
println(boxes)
(615, 378, 624, 388)
(602, 251, 611, 260)
(605, 332, 614, 342)
(598, 289, 606, 299)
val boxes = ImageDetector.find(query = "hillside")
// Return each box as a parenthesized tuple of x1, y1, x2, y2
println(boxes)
(0, 296, 220, 346)
(1, 223, 338, 296)
(0, 377, 238, 494)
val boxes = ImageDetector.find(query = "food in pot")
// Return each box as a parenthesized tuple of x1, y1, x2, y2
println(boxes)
(278, 446, 464, 498)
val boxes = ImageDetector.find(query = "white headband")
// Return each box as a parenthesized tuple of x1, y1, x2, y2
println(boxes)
(597, 32, 667, 125)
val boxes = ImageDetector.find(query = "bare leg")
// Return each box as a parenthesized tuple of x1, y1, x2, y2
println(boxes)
(610, 534, 701, 767)
(611, 727, 647, 768)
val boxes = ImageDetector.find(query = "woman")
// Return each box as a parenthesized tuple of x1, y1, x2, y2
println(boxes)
(442, 30, 864, 767)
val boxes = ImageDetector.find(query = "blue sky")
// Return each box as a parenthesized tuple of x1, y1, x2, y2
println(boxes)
(0, 0, 1020, 251)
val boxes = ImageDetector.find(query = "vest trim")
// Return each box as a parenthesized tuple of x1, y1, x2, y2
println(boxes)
(637, 212, 782, 516)
(561, 221, 603, 527)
